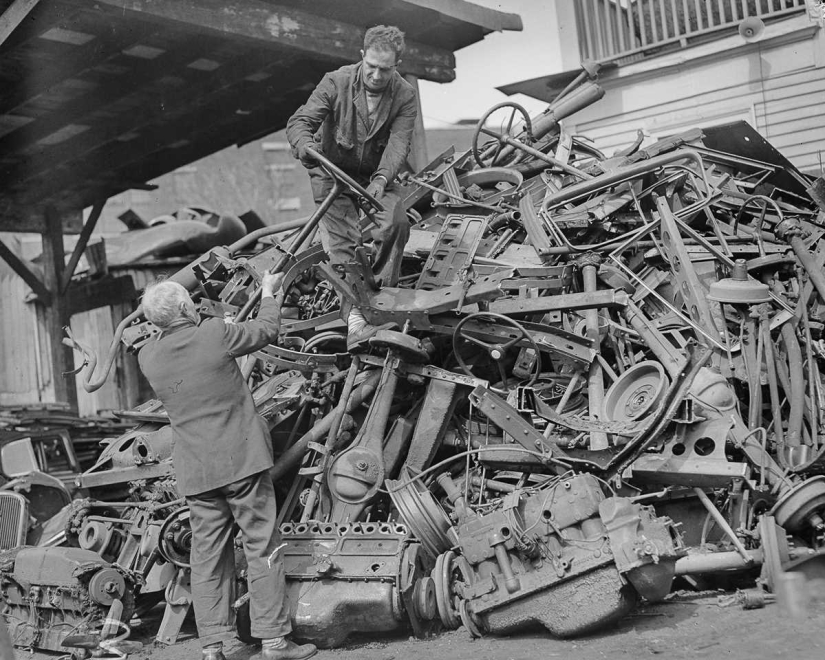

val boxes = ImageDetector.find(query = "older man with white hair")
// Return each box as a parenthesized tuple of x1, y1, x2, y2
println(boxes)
(138, 272, 316, 660)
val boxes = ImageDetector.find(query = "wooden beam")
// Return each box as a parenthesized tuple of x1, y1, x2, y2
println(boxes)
(66, 274, 137, 316)
(41, 205, 78, 411)
(0, 0, 43, 46)
(0, 203, 84, 233)
(402, 0, 523, 33)
(0, 237, 51, 302)
(61, 198, 105, 295)
(85, 0, 456, 81)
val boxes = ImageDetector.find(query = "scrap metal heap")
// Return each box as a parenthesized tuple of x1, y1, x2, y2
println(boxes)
(5, 69, 825, 653)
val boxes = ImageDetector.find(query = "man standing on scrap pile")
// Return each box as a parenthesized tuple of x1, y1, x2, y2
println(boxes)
(286, 25, 417, 350)
(138, 273, 316, 660)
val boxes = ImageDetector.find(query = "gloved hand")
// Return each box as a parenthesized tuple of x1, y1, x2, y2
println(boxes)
(365, 176, 386, 202)
(297, 142, 320, 169)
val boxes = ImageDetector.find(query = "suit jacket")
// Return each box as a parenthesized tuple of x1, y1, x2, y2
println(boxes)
(286, 62, 417, 184)
(138, 297, 281, 496)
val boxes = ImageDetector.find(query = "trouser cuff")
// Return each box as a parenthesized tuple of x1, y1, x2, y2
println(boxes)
(198, 627, 236, 648)
(251, 623, 293, 639)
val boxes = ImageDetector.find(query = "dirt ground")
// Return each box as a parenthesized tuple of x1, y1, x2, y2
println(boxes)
(13, 590, 825, 660)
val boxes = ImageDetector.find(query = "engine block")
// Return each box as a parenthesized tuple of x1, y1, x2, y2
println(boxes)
(441, 473, 684, 637)
(0, 546, 133, 652)
(237, 520, 435, 648)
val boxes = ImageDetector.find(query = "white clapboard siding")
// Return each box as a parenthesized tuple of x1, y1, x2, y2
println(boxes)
(564, 20, 824, 174)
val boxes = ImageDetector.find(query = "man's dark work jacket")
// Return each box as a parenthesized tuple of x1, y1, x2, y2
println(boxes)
(285, 61, 417, 183)
(138, 297, 281, 497)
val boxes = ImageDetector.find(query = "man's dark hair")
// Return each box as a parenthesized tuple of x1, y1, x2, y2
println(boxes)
(363, 25, 406, 60)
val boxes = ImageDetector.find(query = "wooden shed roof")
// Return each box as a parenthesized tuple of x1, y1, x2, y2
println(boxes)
(0, 0, 522, 233)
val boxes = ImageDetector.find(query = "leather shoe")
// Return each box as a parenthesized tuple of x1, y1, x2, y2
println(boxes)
(346, 322, 396, 352)
(253, 640, 318, 660)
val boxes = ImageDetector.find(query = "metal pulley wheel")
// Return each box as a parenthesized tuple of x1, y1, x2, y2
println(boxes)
(387, 468, 457, 560)
(158, 508, 193, 568)
(412, 576, 438, 621)
(602, 361, 668, 423)
(432, 550, 461, 629)
(87, 568, 126, 606)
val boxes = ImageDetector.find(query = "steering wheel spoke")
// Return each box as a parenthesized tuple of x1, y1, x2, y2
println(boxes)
(452, 312, 542, 387)
(472, 102, 533, 169)
(305, 146, 385, 214)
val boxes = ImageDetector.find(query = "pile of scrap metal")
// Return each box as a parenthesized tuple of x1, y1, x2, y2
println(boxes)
(5, 68, 825, 655)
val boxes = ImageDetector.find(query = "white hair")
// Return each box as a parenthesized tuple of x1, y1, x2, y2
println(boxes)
(142, 280, 198, 328)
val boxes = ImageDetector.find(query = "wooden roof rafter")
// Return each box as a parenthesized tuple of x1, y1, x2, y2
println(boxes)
(86, 0, 458, 82)
(0, 0, 523, 233)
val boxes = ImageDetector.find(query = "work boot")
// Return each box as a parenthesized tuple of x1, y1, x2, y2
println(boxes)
(346, 322, 396, 352)
(253, 639, 318, 660)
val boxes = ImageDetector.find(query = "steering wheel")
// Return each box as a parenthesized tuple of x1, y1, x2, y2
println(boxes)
(305, 146, 385, 214)
(472, 102, 533, 169)
(452, 312, 542, 387)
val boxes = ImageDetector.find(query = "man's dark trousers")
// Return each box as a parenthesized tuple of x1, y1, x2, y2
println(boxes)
(186, 470, 291, 646)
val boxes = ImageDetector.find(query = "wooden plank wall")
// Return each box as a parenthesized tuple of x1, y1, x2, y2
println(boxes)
(0, 242, 50, 405)
(566, 19, 825, 174)
(1, 251, 158, 414)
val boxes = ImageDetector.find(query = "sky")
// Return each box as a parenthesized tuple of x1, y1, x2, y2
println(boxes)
(417, 1, 568, 128)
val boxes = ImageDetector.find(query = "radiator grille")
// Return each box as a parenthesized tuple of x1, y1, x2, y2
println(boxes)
(0, 491, 28, 550)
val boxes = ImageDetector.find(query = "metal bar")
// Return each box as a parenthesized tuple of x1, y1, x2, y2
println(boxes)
(675, 549, 763, 574)
(0, 0, 41, 46)
(582, 256, 609, 451)
(693, 487, 754, 564)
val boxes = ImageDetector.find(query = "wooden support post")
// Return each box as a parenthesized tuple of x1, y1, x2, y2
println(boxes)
(404, 73, 429, 174)
(62, 199, 105, 295)
(41, 206, 78, 411)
